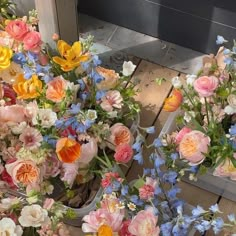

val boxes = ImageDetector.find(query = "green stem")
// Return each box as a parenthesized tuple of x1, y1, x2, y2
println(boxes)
(204, 97, 210, 125)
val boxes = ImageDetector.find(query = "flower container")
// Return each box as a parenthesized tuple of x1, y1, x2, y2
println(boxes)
(158, 110, 236, 202)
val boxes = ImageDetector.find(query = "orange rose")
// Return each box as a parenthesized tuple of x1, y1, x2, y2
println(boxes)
(46, 76, 67, 103)
(56, 137, 81, 163)
(5, 160, 40, 186)
(98, 225, 113, 236)
(96, 66, 119, 90)
(13, 74, 42, 99)
(163, 89, 183, 112)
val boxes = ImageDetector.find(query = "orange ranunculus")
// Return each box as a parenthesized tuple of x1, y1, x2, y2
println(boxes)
(5, 160, 40, 186)
(46, 76, 67, 103)
(53, 40, 89, 72)
(56, 137, 81, 163)
(163, 89, 183, 112)
(13, 74, 42, 99)
(98, 225, 113, 236)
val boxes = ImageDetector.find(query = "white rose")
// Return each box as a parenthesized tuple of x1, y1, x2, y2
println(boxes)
(171, 76, 182, 88)
(122, 61, 136, 76)
(37, 109, 57, 128)
(186, 74, 197, 86)
(19, 204, 49, 227)
(0, 217, 23, 236)
(227, 94, 236, 109)
(224, 105, 236, 115)
(10, 122, 27, 134)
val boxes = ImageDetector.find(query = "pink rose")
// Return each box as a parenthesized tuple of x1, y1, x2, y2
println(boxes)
(82, 208, 124, 233)
(119, 220, 134, 236)
(193, 76, 219, 97)
(108, 123, 134, 150)
(175, 127, 192, 144)
(23, 31, 42, 53)
(128, 208, 160, 236)
(139, 177, 158, 200)
(0, 105, 27, 123)
(179, 130, 210, 165)
(100, 90, 123, 112)
(101, 172, 123, 188)
(213, 156, 236, 180)
(44, 154, 61, 178)
(114, 144, 133, 163)
(5, 20, 28, 41)
(43, 198, 55, 210)
(79, 138, 98, 164)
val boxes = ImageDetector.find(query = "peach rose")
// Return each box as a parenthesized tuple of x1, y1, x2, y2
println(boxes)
(175, 127, 192, 144)
(213, 156, 236, 180)
(163, 89, 183, 112)
(179, 130, 210, 165)
(5, 160, 40, 186)
(5, 20, 28, 41)
(0, 105, 26, 123)
(96, 66, 119, 90)
(193, 76, 219, 97)
(108, 123, 134, 150)
(46, 76, 67, 103)
(23, 31, 42, 53)
(114, 144, 133, 163)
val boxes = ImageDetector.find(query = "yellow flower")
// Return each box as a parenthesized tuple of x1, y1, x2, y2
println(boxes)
(98, 225, 113, 236)
(53, 40, 89, 72)
(13, 74, 43, 99)
(0, 45, 12, 70)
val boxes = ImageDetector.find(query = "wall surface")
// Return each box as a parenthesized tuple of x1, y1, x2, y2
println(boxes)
(78, 0, 236, 54)
(12, 0, 35, 16)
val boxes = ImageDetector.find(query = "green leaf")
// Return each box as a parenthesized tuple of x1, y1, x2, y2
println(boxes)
(199, 165, 208, 175)
(133, 178, 145, 190)
(230, 157, 236, 168)
(216, 87, 230, 98)
(155, 77, 166, 85)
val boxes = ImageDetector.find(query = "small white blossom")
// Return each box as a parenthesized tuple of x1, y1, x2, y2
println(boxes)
(186, 74, 197, 86)
(36, 109, 57, 128)
(171, 76, 182, 88)
(127, 202, 136, 211)
(122, 61, 136, 76)
(184, 111, 195, 122)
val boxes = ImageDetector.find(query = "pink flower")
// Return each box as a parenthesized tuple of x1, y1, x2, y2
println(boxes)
(2, 84, 16, 105)
(19, 127, 43, 149)
(119, 220, 134, 236)
(1, 169, 16, 189)
(100, 90, 123, 112)
(0, 164, 4, 175)
(82, 208, 124, 233)
(5, 20, 28, 41)
(213, 156, 236, 180)
(108, 123, 134, 150)
(193, 76, 219, 97)
(114, 144, 133, 163)
(25, 101, 38, 121)
(101, 172, 123, 188)
(179, 130, 210, 165)
(175, 127, 192, 144)
(128, 208, 160, 236)
(78, 138, 98, 164)
(0, 105, 26, 123)
(139, 177, 158, 200)
(38, 52, 49, 66)
(44, 154, 61, 178)
(43, 198, 55, 210)
(23, 31, 42, 53)
(61, 162, 79, 187)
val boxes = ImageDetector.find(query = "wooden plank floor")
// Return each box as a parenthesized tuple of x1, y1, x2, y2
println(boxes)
(68, 60, 236, 235)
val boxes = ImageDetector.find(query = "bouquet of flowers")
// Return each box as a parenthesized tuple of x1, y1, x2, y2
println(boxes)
(159, 36, 236, 180)
(0, 6, 140, 226)
(81, 128, 236, 236)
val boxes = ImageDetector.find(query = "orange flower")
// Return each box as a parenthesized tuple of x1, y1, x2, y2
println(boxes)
(56, 137, 81, 163)
(5, 160, 40, 186)
(53, 40, 89, 72)
(46, 76, 67, 103)
(163, 89, 183, 112)
(13, 74, 42, 99)
(98, 225, 113, 236)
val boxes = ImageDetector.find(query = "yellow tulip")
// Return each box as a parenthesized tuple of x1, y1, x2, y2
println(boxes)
(0, 45, 12, 70)
(13, 74, 43, 99)
(53, 40, 89, 72)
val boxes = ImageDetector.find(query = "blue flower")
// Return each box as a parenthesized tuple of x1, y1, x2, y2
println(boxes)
(145, 126, 155, 134)
(43, 136, 56, 148)
(76, 124, 87, 133)
(224, 57, 233, 65)
(55, 119, 65, 128)
(212, 217, 224, 234)
(189, 166, 199, 173)
(216, 35, 227, 45)
(192, 205, 206, 217)
(154, 155, 165, 168)
(80, 91, 90, 101)
(153, 138, 163, 148)
(167, 186, 181, 199)
(209, 204, 220, 213)
(223, 49, 231, 55)
(154, 187, 162, 196)
(42, 74, 53, 83)
(23, 65, 33, 79)
(130, 195, 139, 204)
(121, 185, 129, 195)
(143, 168, 151, 175)
(104, 186, 113, 194)
(92, 55, 102, 66)
(160, 222, 173, 236)
(77, 79, 86, 90)
(112, 180, 121, 190)
(12, 53, 27, 65)
(170, 152, 179, 160)
(133, 152, 143, 165)
(96, 90, 106, 100)
(163, 171, 177, 184)
(194, 220, 211, 233)
(81, 61, 90, 71)
(69, 104, 81, 114)
(227, 213, 235, 222)
(89, 69, 103, 84)
(229, 124, 236, 136)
